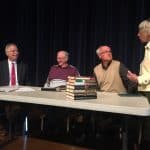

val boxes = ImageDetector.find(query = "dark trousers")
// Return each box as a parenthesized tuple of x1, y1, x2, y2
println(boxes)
(140, 92, 150, 140)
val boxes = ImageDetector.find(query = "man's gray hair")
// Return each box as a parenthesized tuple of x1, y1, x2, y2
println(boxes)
(5, 43, 18, 53)
(96, 45, 104, 55)
(138, 19, 150, 34)
(96, 48, 100, 55)
(57, 50, 69, 58)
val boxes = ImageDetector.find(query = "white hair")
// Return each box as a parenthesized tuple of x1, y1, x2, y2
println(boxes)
(138, 19, 150, 34)
(5, 43, 18, 54)
(57, 50, 69, 58)
(96, 48, 100, 55)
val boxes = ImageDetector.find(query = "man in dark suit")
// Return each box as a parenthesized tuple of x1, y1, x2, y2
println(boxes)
(0, 43, 30, 138)
(0, 43, 29, 86)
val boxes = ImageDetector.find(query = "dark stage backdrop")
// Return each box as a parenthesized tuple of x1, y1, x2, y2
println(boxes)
(0, 0, 149, 86)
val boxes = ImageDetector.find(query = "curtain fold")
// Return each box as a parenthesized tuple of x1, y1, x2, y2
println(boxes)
(0, 0, 149, 85)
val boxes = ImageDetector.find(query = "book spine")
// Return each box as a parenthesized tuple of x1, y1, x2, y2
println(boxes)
(66, 95, 97, 100)
(66, 85, 97, 90)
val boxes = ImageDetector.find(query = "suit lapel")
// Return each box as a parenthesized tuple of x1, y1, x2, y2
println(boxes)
(5, 60, 10, 81)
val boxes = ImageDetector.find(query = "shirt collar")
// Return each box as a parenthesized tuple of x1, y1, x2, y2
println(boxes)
(56, 64, 69, 68)
(145, 41, 150, 50)
(101, 60, 112, 70)
(8, 59, 17, 64)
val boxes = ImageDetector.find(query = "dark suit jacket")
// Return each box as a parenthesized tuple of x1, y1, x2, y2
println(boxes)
(0, 59, 30, 86)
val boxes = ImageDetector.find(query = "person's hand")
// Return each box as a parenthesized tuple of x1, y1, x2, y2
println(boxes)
(127, 70, 138, 83)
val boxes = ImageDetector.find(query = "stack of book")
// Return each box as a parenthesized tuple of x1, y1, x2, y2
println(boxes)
(66, 76, 97, 100)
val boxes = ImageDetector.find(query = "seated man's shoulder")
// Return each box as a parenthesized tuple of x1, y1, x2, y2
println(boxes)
(111, 60, 122, 67)
(112, 60, 120, 64)
(94, 63, 101, 70)
(49, 65, 60, 72)
(51, 65, 59, 69)
(69, 65, 77, 69)
(0, 59, 9, 68)
(0, 59, 7, 64)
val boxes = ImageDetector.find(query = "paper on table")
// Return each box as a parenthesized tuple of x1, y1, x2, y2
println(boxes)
(15, 87, 35, 92)
(0, 86, 19, 92)
(44, 79, 66, 88)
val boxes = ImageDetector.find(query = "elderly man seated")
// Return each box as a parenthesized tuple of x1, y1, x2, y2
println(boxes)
(43, 50, 80, 136)
(44, 50, 79, 88)
(92, 45, 138, 142)
(94, 45, 137, 93)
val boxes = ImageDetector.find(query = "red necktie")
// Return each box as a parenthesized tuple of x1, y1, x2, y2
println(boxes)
(11, 63, 16, 86)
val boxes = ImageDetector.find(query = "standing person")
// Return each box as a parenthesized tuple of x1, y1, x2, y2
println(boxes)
(127, 18, 150, 100)
(127, 18, 150, 147)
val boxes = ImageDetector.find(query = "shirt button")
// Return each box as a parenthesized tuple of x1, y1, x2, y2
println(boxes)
(144, 80, 149, 84)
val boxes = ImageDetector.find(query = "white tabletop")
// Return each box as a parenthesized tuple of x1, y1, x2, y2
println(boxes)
(0, 86, 149, 116)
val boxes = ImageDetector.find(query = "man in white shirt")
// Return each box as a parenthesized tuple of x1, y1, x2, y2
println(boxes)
(0, 43, 29, 138)
(0, 43, 29, 86)
(127, 18, 150, 143)
(127, 18, 150, 101)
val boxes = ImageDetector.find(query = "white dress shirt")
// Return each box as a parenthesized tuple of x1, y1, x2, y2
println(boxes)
(138, 41, 150, 91)
(8, 59, 19, 86)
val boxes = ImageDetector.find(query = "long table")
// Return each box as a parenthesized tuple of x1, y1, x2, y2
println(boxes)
(0, 86, 150, 150)
(0, 87, 149, 116)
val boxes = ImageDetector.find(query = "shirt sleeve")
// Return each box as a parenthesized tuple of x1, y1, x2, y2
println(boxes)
(93, 72, 100, 90)
(74, 67, 80, 76)
(48, 66, 54, 81)
(119, 63, 137, 93)
(137, 61, 150, 85)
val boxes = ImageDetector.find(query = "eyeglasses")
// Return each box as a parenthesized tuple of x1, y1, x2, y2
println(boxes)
(8, 49, 18, 53)
(100, 50, 112, 55)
